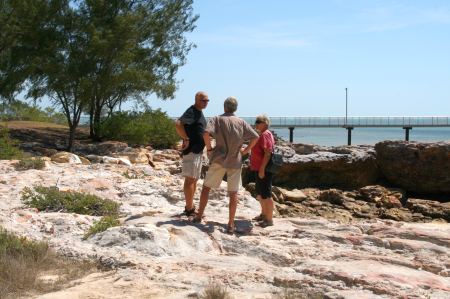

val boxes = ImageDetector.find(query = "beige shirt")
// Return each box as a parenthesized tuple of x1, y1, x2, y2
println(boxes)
(206, 113, 259, 169)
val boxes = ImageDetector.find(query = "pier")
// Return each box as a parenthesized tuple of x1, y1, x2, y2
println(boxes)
(170, 116, 450, 145)
(239, 116, 450, 144)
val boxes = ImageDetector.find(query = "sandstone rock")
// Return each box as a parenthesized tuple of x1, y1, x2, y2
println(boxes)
(85, 155, 103, 163)
(358, 185, 404, 208)
(276, 187, 307, 203)
(379, 208, 414, 222)
(113, 148, 151, 164)
(102, 156, 132, 167)
(318, 189, 346, 205)
(375, 141, 450, 196)
(152, 150, 181, 162)
(79, 156, 91, 165)
(33, 146, 58, 157)
(2, 160, 450, 298)
(291, 143, 326, 155)
(273, 146, 380, 189)
(407, 198, 450, 221)
(51, 152, 82, 164)
(95, 141, 129, 156)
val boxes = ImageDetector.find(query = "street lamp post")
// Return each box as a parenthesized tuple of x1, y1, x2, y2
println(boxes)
(345, 87, 348, 126)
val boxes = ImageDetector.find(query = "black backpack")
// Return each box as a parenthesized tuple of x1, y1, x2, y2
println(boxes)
(266, 148, 283, 174)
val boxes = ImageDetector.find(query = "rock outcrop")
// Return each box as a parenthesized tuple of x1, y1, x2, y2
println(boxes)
(375, 141, 450, 196)
(272, 146, 380, 189)
(1, 156, 450, 298)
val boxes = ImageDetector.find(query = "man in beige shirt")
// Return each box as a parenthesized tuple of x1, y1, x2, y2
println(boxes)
(193, 96, 259, 234)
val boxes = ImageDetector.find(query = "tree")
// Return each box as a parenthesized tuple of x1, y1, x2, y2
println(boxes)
(0, 0, 198, 149)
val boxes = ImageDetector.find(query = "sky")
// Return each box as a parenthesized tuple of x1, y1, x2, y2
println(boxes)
(147, 0, 450, 118)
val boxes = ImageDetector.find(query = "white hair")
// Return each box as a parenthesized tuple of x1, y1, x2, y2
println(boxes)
(224, 96, 238, 113)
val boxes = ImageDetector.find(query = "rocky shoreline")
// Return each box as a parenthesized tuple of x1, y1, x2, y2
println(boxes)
(1, 128, 449, 298)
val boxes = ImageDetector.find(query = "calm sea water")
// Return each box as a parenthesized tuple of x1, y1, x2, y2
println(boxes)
(273, 127, 450, 146)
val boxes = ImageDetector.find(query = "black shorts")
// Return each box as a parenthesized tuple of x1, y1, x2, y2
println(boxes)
(254, 171, 273, 199)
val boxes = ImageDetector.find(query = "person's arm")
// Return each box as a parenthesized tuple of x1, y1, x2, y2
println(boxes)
(240, 137, 258, 155)
(258, 148, 271, 179)
(175, 120, 189, 140)
(203, 117, 216, 152)
(175, 120, 190, 150)
(203, 131, 213, 151)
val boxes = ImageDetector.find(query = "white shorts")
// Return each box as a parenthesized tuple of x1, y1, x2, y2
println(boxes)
(203, 163, 242, 192)
(182, 153, 203, 179)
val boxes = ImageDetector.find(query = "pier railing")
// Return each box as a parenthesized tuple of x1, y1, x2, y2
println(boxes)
(170, 116, 450, 144)
(240, 116, 450, 128)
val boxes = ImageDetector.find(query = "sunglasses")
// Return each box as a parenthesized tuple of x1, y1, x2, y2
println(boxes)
(200, 99, 210, 103)
(255, 120, 263, 124)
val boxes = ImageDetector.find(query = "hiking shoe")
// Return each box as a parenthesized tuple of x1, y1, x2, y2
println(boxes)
(252, 214, 265, 221)
(258, 220, 274, 228)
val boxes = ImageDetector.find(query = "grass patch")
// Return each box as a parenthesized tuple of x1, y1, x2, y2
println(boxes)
(274, 288, 324, 299)
(0, 125, 23, 160)
(14, 157, 46, 171)
(84, 216, 121, 239)
(122, 169, 148, 180)
(197, 281, 233, 299)
(21, 186, 120, 216)
(0, 227, 96, 298)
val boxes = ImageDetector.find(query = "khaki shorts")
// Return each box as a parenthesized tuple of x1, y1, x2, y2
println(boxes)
(182, 153, 203, 179)
(203, 163, 242, 192)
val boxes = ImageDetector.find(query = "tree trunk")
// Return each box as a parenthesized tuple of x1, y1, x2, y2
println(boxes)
(89, 103, 94, 138)
(67, 124, 76, 152)
(92, 105, 102, 141)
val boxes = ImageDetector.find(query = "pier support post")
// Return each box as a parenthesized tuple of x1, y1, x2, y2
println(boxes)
(403, 126, 412, 141)
(288, 127, 295, 143)
(346, 127, 354, 145)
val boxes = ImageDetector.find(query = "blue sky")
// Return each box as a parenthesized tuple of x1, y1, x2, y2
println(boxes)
(148, 0, 450, 118)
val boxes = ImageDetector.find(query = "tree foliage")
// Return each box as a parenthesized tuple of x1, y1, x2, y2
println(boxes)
(100, 109, 178, 148)
(0, 0, 198, 149)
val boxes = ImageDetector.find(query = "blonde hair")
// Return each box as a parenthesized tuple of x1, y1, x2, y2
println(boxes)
(256, 114, 270, 126)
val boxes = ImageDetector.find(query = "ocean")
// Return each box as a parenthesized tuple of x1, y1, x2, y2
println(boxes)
(272, 127, 450, 146)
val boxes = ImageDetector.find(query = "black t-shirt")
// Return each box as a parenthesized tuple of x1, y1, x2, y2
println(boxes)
(179, 105, 206, 155)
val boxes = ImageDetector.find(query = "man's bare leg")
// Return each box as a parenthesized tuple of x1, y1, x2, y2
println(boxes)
(183, 177, 197, 211)
(228, 191, 238, 229)
(194, 186, 211, 221)
(265, 198, 274, 222)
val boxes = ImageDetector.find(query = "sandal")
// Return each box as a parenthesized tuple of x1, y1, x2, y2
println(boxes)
(258, 220, 274, 228)
(226, 225, 235, 234)
(192, 215, 205, 223)
(182, 206, 197, 217)
(252, 214, 265, 221)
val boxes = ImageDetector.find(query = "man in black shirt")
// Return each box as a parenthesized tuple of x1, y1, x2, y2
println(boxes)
(175, 91, 209, 216)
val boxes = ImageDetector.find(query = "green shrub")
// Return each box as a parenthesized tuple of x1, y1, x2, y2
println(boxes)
(0, 125, 23, 160)
(0, 100, 66, 124)
(100, 109, 178, 148)
(21, 186, 120, 216)
(83, 216, 121, 239)
(0, 227, 48, 260)
(0, 227, 95, 297)
(198, 281, 233, 299)
(14, 157, 46, 171)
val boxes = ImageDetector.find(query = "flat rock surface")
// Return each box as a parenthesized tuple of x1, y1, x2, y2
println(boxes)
(1, 160, 449, 298)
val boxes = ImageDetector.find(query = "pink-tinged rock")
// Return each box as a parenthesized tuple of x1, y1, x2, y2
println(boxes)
(51, 152, 82, 164)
